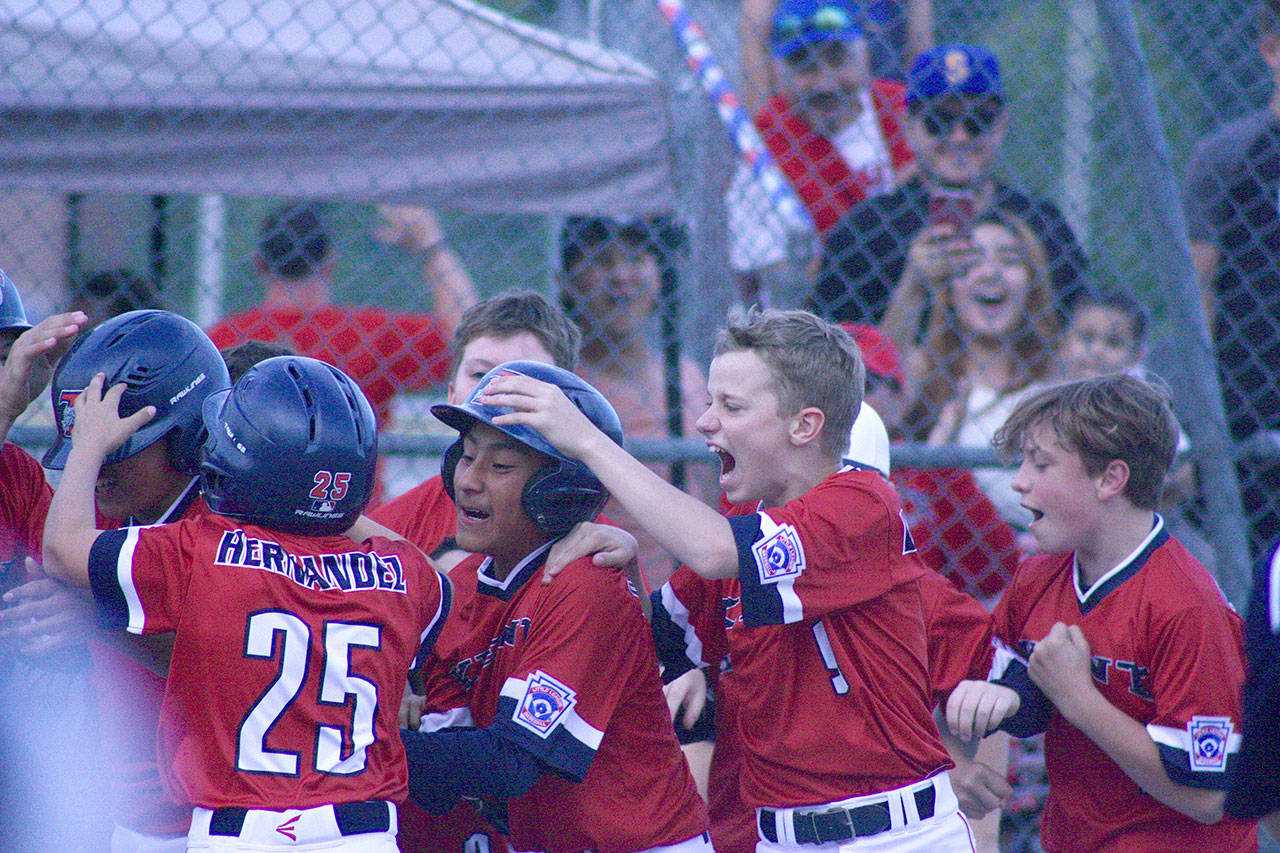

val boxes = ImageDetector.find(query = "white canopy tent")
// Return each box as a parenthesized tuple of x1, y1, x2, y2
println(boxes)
(0, 0, 676, 213)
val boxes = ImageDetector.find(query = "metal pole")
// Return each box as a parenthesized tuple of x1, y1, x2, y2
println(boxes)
(1093, 0, 1253, 608)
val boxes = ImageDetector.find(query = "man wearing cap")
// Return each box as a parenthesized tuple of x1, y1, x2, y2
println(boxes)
(811, 43, 1088, 325)
(725, 0, 914, 307)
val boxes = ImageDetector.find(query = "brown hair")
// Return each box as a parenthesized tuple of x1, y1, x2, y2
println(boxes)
(715, 307, 864, 459)
(898, 210, 1061, 439)
(449, 290, 580, 381)
(992, 373, 1178, 509)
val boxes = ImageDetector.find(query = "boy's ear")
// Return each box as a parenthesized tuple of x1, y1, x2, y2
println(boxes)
(788, 406, 825, 448)
(1095, 459, 1131, 501)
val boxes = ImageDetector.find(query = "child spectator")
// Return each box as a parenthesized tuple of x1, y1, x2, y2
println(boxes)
(484, 309, 974, 850)
(398, 360, 710, 853)
(945, 374, 1257, 851)
(41, 355, 450, 851)
(1055, 291, 1147, 381)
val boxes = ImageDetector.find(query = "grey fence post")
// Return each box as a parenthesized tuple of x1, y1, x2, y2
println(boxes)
(1093, 0, 1253, 608)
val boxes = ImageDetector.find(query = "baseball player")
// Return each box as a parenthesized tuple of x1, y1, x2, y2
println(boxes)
(482, 309, 975, 850)
(1226, 540, 1280, 838)
(33, 309, 235, 850)
(654, 401, 1009, 852)
(945, 375, 1256, 851)
(373, 291, 639, 853)
(398, 361, 711, 853)
(42, 355, 451, 851)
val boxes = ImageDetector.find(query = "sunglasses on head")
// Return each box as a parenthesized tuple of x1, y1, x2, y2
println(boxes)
(919, 100, 1004, 138)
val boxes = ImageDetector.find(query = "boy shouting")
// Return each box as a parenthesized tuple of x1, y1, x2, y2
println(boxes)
(480, 310, 973, 851)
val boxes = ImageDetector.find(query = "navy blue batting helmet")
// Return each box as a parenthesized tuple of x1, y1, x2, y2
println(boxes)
(432, 360, 623, 536)
(200, 356, 377, 536)
(44, 310, 229, 473)
(0, 270, 33, 337)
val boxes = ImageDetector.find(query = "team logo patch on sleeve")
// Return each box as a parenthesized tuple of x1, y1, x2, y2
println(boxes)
(514, 670, 577, 738)
(751, 523, 805, 584)
(1188, 716, 1233, 771)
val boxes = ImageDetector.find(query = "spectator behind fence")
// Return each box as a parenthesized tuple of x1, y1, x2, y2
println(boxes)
(725, 0, 915, 308)
(812, 43, 1088, 325)
(206, 202, 476, 444)
(883, 210, 1061, 550)
(739, 0, 934, 117)
(559, 216, 714, 589)
(1183, 0, 1280, 563)
(946, 374, 1258, 852)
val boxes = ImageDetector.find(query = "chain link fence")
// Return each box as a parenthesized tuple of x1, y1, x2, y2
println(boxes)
(1, 0, 1277, 849)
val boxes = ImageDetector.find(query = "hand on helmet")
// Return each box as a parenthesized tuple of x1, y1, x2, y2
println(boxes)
(69, 373, 156, 461)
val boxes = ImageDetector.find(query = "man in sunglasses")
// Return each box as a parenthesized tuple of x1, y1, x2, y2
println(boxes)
(725, 0, 914, 308)
(810, 44, 1089, 326)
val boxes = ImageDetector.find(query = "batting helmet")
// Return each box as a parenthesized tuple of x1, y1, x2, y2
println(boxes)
(199, 356, 377, 536)
(43, 310, 229, 473)
(0, 270, 33, 337)
(431, 360, 623, 537)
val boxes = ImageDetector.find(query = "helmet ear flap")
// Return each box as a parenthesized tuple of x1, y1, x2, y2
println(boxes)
(440, 438, 465, 502)
(521, 460, 608, 537)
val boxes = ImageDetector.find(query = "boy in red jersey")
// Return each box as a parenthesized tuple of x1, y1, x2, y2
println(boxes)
(42, 356, 451, 852)
(945, 373, 1258, 851)
(399, 360, 710, 853)
(482, 308, 974, 851)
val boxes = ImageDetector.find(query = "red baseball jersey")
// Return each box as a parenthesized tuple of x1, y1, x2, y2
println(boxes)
(654, 506, 991, 849)
(206, 305, 450, 429)
(690, 467, 950, 808)
(422, 545, 708, 853)
(368, 473, 509, 853)
(85, 512, 450, 810)
(0, 442, 50, 594)
(989, 519, 1256, 852)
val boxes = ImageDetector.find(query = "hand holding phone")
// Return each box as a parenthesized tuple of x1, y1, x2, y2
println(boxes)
(927, 191, 978, 232)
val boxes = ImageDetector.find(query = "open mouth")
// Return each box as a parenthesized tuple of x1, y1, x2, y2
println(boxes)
(710, 446, 735, 476)
(1025, 506, 1044, 523)
(459, 506, 490, 522)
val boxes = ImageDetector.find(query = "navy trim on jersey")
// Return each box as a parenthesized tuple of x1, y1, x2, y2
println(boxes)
(400, 724, 544, 813)
(729, 513, 787, 627)
(413, 574, 453, 670)
(1076, 521, 1169, 615)
(993, 658, 1053, 738)
(1155, 739, 1239, 790)
(491, 696, 595, 781)
(87, 528, 132, 631)
(650, 590, 699, 683)
(475, 543, 553, 603)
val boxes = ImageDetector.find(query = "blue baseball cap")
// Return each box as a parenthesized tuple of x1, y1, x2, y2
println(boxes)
(770, 0, 863, 59)
(906, 44, 1003, 106)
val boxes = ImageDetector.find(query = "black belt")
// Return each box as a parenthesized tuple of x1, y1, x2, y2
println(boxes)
(210, 801, 392, 837)
(758, 784, 936, 845)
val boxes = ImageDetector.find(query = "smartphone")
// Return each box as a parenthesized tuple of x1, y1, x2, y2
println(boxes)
(927, 191, 977, 231)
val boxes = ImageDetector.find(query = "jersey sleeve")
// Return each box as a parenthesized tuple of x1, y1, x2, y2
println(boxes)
(1144, 601, 1248, 790)
(87, 523, 192, 635)
(488, 564, 650, 782)
(729, 475, 914, 627)
(0, 442, 52, 586)
(650, 566, 727, 682)
(921, 574, 994, 704)
(986, 570, 1054, 737)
